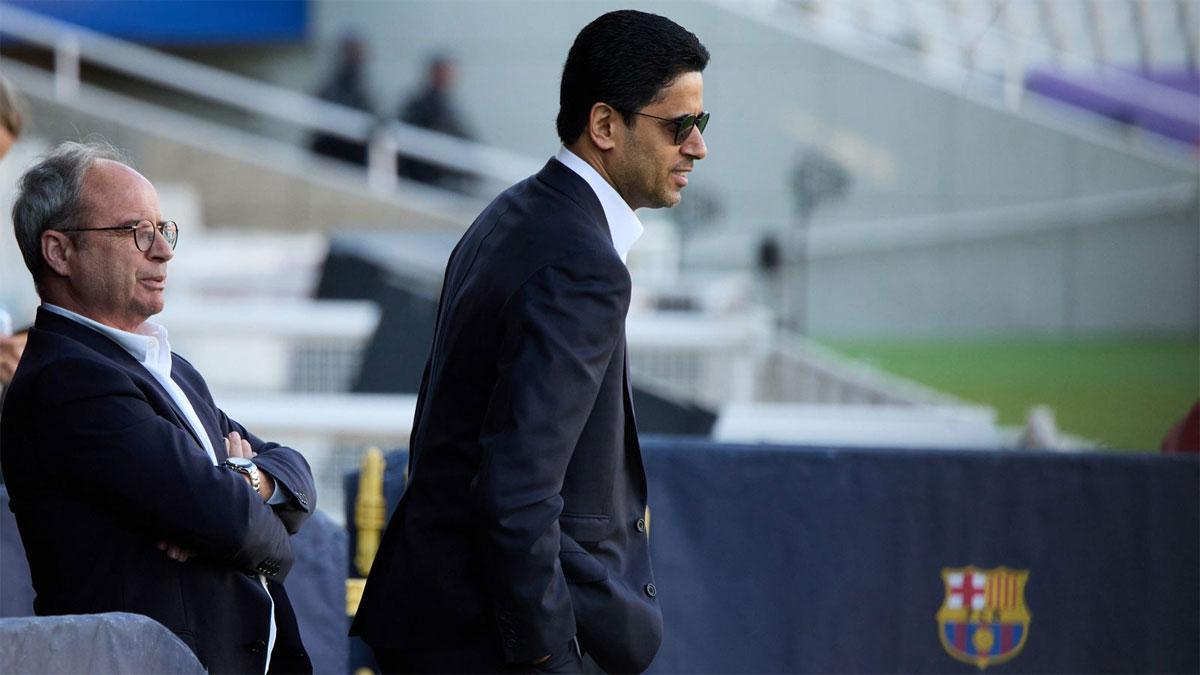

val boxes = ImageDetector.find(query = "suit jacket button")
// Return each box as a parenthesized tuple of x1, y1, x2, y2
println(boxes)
(636, 518, 646, 533)
(644, 583, 656, 598)
(246, 640, 266, 653)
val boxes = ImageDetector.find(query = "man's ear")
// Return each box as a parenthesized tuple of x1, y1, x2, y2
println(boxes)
(586, 102, 621, 151)
(41, 230, 74, 277)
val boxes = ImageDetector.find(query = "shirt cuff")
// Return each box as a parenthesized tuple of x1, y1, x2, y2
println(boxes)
(266, 481, 285, 505)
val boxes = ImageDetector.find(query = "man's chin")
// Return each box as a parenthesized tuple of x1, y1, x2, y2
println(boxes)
(136, 299, 166, 320)
(645, 189, 682, 210)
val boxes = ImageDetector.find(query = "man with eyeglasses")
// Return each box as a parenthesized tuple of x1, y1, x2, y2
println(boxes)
(352, 10, 708, 674)
(0, 141, 316, 674)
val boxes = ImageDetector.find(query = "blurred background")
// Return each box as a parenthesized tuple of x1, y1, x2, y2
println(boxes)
(0, 1, 1196, 672)
(0, 0, 1197, 515)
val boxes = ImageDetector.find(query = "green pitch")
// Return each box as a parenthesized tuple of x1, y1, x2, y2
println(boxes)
(822, 337, 1199, 451)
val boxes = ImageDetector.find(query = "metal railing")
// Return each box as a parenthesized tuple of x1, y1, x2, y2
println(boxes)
(218, 393, 417, 525)
(158, 298, 380, 394)
(627, 311, 770, 406)
(626, 310, 970, 407)
(0, 2, 541, 194)
(761, 330, 966, 406)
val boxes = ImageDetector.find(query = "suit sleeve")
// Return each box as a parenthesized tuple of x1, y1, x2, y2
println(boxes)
(30, 356, 295, 579)
(221, 411, 316, 534)
(470, 254, 630, 664)
(172, 355, 316, 534)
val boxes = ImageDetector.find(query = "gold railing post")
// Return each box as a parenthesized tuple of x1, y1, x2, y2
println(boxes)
(346, 447, 386, 617)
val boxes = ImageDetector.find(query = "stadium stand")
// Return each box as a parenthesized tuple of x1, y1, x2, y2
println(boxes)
(0, 1, 1196, 672)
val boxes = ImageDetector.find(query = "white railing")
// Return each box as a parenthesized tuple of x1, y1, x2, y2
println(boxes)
(764, 332, 967, 405)
(158, 298, 380, 394)
(218, 393, 417, 524)
(627, 311, 770, 406)
(627, 309, 970, 407)
(0, 2, 541, 193)
(713, 402, 1001, 448)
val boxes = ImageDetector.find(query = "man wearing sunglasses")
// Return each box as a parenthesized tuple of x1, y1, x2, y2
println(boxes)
(353, 10, 708, 674)
(1, 142, 316, 674)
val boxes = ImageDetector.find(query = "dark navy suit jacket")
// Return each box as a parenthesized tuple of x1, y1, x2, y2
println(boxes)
(0, 308, 316, 674)
(351, 159, 662, 672)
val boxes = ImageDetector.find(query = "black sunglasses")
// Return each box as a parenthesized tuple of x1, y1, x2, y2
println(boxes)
(627, 110, 710, 145)
(55, 220, 179, 252)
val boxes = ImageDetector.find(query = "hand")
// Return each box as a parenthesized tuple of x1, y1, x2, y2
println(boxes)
(156, 539, 194, 562)
(225, 430, 254, 460)
(532, 655, 551, 666)
(225, 431, 276, 500)
(0, 332, 27, 386)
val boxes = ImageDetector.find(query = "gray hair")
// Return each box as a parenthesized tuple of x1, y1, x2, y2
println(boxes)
(11, 140, 129, 290)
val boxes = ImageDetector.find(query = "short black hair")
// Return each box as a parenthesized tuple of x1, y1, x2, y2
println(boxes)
(557, 10, 709, 146)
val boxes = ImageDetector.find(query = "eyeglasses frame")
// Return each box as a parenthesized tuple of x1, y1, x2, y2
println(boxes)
(54, 220, 179, 252)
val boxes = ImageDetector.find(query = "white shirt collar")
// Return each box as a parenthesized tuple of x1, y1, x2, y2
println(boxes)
(41, 303, 228, 480)
(42, 303, 172, 376)
(554, 146, 644, 262)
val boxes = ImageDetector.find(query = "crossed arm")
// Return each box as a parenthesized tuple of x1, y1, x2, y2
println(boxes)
(157, 429, 277, 563)
(27, 355, 313, 579)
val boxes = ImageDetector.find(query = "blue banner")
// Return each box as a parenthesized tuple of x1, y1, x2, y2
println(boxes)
(345, 440, 1199, 673)
(7, 1, 307, 45)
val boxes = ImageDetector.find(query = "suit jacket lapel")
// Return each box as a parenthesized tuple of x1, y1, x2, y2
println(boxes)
(536, 161, 647, 498)
(34, 308, 210, 454)
(171, 365, 227, 463)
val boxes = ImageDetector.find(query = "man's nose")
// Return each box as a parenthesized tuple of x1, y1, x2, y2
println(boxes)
(682, 126, 707, 160)
(148, 229, 174, 262)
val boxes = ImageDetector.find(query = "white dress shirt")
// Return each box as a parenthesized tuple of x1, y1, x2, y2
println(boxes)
(41, 303, 278, 672)
(43, 304, 219, 463)
(555, 146, 644, 262)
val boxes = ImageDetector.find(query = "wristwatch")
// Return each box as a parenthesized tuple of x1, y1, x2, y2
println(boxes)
(224, 456, 261, 494)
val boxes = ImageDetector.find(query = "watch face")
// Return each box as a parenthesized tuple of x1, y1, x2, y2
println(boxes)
(227, 457, 254, 469)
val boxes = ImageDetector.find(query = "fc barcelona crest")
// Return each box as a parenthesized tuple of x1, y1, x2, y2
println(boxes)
(936, 567, 1031, 669)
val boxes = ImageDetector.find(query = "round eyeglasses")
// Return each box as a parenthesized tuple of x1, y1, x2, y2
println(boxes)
(55, 220, 179, 252)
